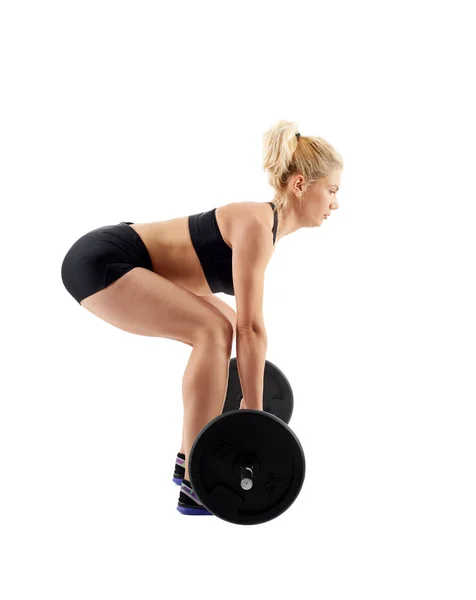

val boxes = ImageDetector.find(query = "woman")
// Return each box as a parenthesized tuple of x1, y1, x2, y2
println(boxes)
(60, 120, 343, 516)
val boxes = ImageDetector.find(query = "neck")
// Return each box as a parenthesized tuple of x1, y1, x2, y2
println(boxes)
(273, 199, 303, 242)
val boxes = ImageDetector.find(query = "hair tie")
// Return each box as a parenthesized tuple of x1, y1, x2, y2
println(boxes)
(296, 132, 301, 139)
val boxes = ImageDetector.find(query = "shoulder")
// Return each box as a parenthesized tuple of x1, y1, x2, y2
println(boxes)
(228, 203, 275, 271)
(218, 202, 274, 241)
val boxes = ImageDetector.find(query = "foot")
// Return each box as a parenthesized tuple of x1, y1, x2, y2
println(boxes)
(173, 452, 185, 485)
(177, 479, 212, 516)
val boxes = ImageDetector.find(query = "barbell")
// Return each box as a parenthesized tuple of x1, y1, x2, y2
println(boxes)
(187, 359, 305, 525)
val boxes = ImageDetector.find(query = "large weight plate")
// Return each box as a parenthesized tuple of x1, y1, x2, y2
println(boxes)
(189, 409, 305, 525)
(222, 358, 294, 424)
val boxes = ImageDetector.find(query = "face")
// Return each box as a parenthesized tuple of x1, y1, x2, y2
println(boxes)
(291, 171, 341, 227)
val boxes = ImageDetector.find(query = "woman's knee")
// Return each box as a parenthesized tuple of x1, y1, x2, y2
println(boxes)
(195, 316, 234, 351)
(200, 294, 236, 337)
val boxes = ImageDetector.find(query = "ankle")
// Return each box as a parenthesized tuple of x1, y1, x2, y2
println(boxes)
(176, 451, 188, 480)
(173, 452, 186, 482)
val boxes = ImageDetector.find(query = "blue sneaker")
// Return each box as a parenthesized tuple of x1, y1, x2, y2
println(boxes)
(177, 480, 212, 516)
(173, 452, 185, 485)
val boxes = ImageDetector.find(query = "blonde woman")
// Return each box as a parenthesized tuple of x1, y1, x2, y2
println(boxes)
(61, 120, 343, 516)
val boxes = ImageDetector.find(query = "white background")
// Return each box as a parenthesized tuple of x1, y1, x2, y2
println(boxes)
(1, 0, 475, 598)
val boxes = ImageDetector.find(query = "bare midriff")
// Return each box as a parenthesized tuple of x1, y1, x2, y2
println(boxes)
(129, 202, 275, 296)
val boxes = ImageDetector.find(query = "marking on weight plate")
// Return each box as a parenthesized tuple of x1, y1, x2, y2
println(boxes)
(263, 472, 284, 494)
(213, 439, 235, 461)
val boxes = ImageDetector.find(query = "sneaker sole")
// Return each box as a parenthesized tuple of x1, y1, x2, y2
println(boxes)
(177, 504, 212, 516)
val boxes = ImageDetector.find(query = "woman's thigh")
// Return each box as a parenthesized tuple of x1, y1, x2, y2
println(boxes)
(80, 267, 234, 347)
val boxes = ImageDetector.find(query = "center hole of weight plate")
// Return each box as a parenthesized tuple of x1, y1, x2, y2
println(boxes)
(234, 452, 261, 490)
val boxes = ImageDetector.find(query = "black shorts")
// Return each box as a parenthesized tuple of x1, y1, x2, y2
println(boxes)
(61, 221, 153, 304)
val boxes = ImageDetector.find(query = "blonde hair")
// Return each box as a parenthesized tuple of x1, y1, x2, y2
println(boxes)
(262, 120, 344, 219)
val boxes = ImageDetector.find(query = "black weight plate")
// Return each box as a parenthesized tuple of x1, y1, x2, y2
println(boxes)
(189, 409, 305, 525)
(222, 358, 294, 424)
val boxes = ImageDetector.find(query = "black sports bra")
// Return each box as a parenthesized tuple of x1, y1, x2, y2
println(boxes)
(188, 202, 278, 296)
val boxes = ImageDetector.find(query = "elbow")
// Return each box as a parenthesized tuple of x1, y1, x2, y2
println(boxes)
(236, 323, 267, 336)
